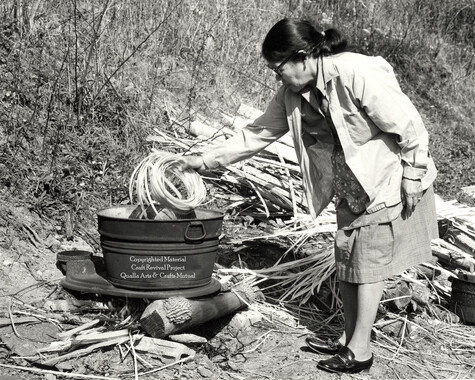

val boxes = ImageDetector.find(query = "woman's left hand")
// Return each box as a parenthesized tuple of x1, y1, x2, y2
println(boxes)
(401, 178, 423, 217)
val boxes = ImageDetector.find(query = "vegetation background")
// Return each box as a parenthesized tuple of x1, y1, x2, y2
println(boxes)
(0, 0, 474, 230)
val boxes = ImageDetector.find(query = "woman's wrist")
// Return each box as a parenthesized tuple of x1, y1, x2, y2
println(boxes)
(402, 165, 426, 181)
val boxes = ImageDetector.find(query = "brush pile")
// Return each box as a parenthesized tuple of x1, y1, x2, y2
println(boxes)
(148, 103, 475, 322)
(2, 105, 474, 379)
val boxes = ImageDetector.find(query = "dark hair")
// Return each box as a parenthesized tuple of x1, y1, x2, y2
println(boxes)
(262, 18, 348, 63)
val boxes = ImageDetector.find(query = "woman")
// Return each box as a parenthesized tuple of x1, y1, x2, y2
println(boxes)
(182, 18, 438, 374)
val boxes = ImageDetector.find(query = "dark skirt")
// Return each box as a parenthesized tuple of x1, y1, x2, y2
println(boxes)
(334, 186, 438, 284)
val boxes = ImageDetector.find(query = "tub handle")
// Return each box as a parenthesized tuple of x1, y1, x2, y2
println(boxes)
(185, 221, 206, 242)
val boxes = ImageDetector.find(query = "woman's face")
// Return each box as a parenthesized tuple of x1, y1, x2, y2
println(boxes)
(267, 56, 316, 93)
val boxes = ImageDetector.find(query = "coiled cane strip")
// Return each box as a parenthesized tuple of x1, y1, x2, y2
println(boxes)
(129, 150, 207, 215)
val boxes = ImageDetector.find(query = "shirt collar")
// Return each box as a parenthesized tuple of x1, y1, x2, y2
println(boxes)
(317, 55, 339, 95)
(300, 55, 339, 105)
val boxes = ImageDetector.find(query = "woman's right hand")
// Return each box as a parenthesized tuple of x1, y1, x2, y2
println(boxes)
(180, 155, 208, 173)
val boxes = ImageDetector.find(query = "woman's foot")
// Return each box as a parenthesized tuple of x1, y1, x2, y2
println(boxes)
(317, 346, 373, 374)
(305, 336, 342, 355)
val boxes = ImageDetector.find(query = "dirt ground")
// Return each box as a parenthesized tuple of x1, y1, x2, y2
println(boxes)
(0, 191, 474, 380)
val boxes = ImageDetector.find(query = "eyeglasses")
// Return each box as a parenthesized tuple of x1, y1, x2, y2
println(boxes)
(267, 50, 300, 76)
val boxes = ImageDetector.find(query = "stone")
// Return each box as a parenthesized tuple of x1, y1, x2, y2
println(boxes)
(228, 310, 263, 331)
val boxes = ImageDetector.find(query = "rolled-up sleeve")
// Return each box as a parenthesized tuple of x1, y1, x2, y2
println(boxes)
(350, 58, 429, 180)
(202, 87, 290, 168)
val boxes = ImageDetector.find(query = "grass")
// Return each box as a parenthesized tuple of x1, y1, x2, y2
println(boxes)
(0, 0, 474, 225)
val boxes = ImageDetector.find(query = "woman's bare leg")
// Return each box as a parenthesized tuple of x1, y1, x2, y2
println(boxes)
(342, 281, 385, 360)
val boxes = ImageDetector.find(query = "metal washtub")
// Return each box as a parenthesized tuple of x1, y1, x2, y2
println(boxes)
(97, 205, 223, 290)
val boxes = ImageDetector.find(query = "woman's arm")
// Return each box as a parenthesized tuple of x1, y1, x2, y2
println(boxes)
(183, 87, 290, 171)
(350, 58, 429, 212)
